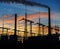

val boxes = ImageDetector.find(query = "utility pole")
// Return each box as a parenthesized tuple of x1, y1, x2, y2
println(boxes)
(38, 18, 40, 36)
(29, 20, 34, 37)
(24, 13, 28, 39)
(2, 16, 4, 35)
(35, 18, 41, 36)
(14, 14, 17, 42)
(42, 25, 45, 36)
(48, 8, 51, 36)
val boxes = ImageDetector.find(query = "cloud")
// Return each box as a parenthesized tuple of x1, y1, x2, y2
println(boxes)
(1, 12, 60, 27)
(51, 12, 60, 20)
(1, 12, 48, 24)
(51, 12, 60, 25)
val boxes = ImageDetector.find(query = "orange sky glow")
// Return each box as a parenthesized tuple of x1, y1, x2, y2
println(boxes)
(0, 12, 57, 37)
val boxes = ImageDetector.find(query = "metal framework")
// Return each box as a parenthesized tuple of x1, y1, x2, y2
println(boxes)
(0, 0, 51, 41)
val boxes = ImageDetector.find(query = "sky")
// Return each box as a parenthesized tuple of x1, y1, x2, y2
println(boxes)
(0, 0, 60, 28)
(27, 0, 60, 12)
(0, 0, 60, 26)
(27, 0, 60, 26)
(0, 0, 59, 36)
(0, 1, 48, 26)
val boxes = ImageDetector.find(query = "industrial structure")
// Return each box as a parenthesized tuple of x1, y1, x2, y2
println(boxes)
(0, 0, 60, 43)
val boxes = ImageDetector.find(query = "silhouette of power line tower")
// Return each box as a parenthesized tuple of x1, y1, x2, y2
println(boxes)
(19, 13, 28, 40)
(19, 17, 38, 41)
(21, 18, 34, 36)
(29, 20, 34, 36)
(35, 18, 41, 36)
(35, 18, 46, 36)
(35, 19, 48, 36)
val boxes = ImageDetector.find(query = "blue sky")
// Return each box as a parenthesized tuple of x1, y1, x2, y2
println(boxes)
(0, 2, 48, 16)
(0, 0, 60, 26)
(27, 0, 60, 26)
(27, 0, 60, 12)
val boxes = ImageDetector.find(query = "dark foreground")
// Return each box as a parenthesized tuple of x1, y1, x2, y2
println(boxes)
(0, 35, 60, 49)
